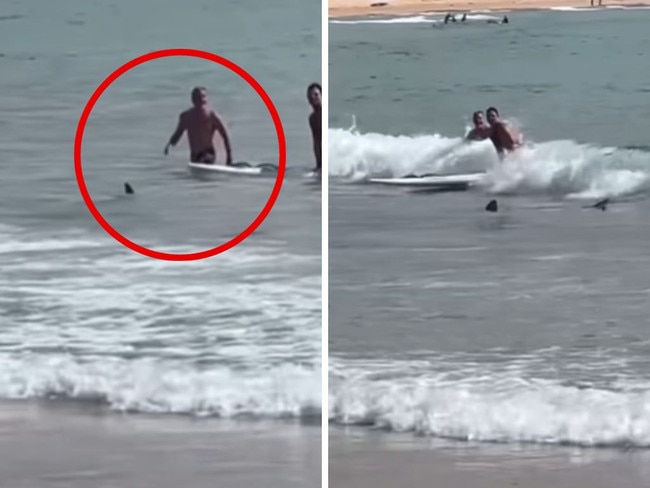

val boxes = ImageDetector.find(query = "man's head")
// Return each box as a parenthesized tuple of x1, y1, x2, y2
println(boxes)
(486, 107, 500, 124)
(191, 86, 208, 107)
(472, 110, 485, 127)
(307, 83, 322, 109)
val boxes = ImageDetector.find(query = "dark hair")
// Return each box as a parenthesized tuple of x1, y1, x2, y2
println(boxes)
(191, 86, 207, 99)
(307, 82, 322, 94)
(486, 107, 499, 115)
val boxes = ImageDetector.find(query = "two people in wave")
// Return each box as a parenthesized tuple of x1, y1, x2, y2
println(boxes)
(443, 13, 466, 23)
(163, 84, 322, 174)
(466, 107, 522, 157)
(443, 14, 509, 24)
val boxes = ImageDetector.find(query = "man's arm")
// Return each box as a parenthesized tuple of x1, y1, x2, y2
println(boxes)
(494, 122, 516, 150)
(212, 111, 233, 165)
(310, 113, 321, 170)
(164, 115, 186, 155)
(510, 125, 523, 146)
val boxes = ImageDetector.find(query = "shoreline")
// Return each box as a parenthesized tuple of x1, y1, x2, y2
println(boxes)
(329, 428, 650, 488)
(0, 397, 321, 426)
(0, 400, 320, 488)
(328, 0, 650, 18)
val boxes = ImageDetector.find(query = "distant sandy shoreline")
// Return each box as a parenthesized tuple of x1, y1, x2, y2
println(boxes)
(329, 0, 650, 18)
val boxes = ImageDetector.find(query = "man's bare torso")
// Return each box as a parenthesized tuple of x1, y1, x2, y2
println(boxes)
(490, 122, 521, 155)
(309, 110, 321, 140)
(181, 107, 217, 154)
(467, 126, 491, 141)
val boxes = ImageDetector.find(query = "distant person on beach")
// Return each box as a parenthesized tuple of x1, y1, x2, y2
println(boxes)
(461, 13, 467, 22)
(486, 107, 522, 156)
(164, 86, 233, 165)
(466, 111, 491, 141)
(307, 82, 322, 174)
(590, 0, 603, 6)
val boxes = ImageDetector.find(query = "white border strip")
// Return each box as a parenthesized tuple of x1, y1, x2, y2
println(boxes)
(321, 0, 329, 485)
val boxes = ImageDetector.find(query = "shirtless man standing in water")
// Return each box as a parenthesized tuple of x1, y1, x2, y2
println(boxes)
(164, 87, 233, 165)
(486, 106, 522, 156)
(307, 83, 322, 174)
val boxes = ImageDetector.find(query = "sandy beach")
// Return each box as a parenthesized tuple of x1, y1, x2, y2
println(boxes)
(0, 402, 320, 488)
(329, 0, 650, 18)
(330, 429, 650, 488)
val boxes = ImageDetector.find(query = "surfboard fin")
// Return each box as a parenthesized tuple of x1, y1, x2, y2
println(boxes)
(124, 182, 134, 195)
(485, 199, 498, 212)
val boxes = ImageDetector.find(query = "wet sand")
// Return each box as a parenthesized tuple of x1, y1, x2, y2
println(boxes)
(0, 401, 320, 488)
(330, 428, 650, 488)
(329, 0, 650, 18)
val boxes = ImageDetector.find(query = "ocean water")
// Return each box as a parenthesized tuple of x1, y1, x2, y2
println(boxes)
(0, 0, 321, 425)
(329, 8, 650, 448)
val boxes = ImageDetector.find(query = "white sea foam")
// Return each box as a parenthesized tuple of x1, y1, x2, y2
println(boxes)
(330, 14, 500, 25)
(0, 228, 321, 420)
(329, 126, 650, 199)
(330, 355, 650, 446)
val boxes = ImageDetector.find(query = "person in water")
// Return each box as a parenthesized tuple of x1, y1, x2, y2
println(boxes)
(164, 86, 233, 165)
(444, 13, 457, 24)
(466, 110, 491, 141)
(486, 106, 522, 156)
(307, 82, 322, 174)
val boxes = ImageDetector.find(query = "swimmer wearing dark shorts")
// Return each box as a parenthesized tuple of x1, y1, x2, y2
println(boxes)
(191, 147, 216, 164)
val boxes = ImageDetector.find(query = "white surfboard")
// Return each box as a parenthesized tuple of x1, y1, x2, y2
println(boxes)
(188, 161, 276, 176)
(369, 172, 486, 187)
